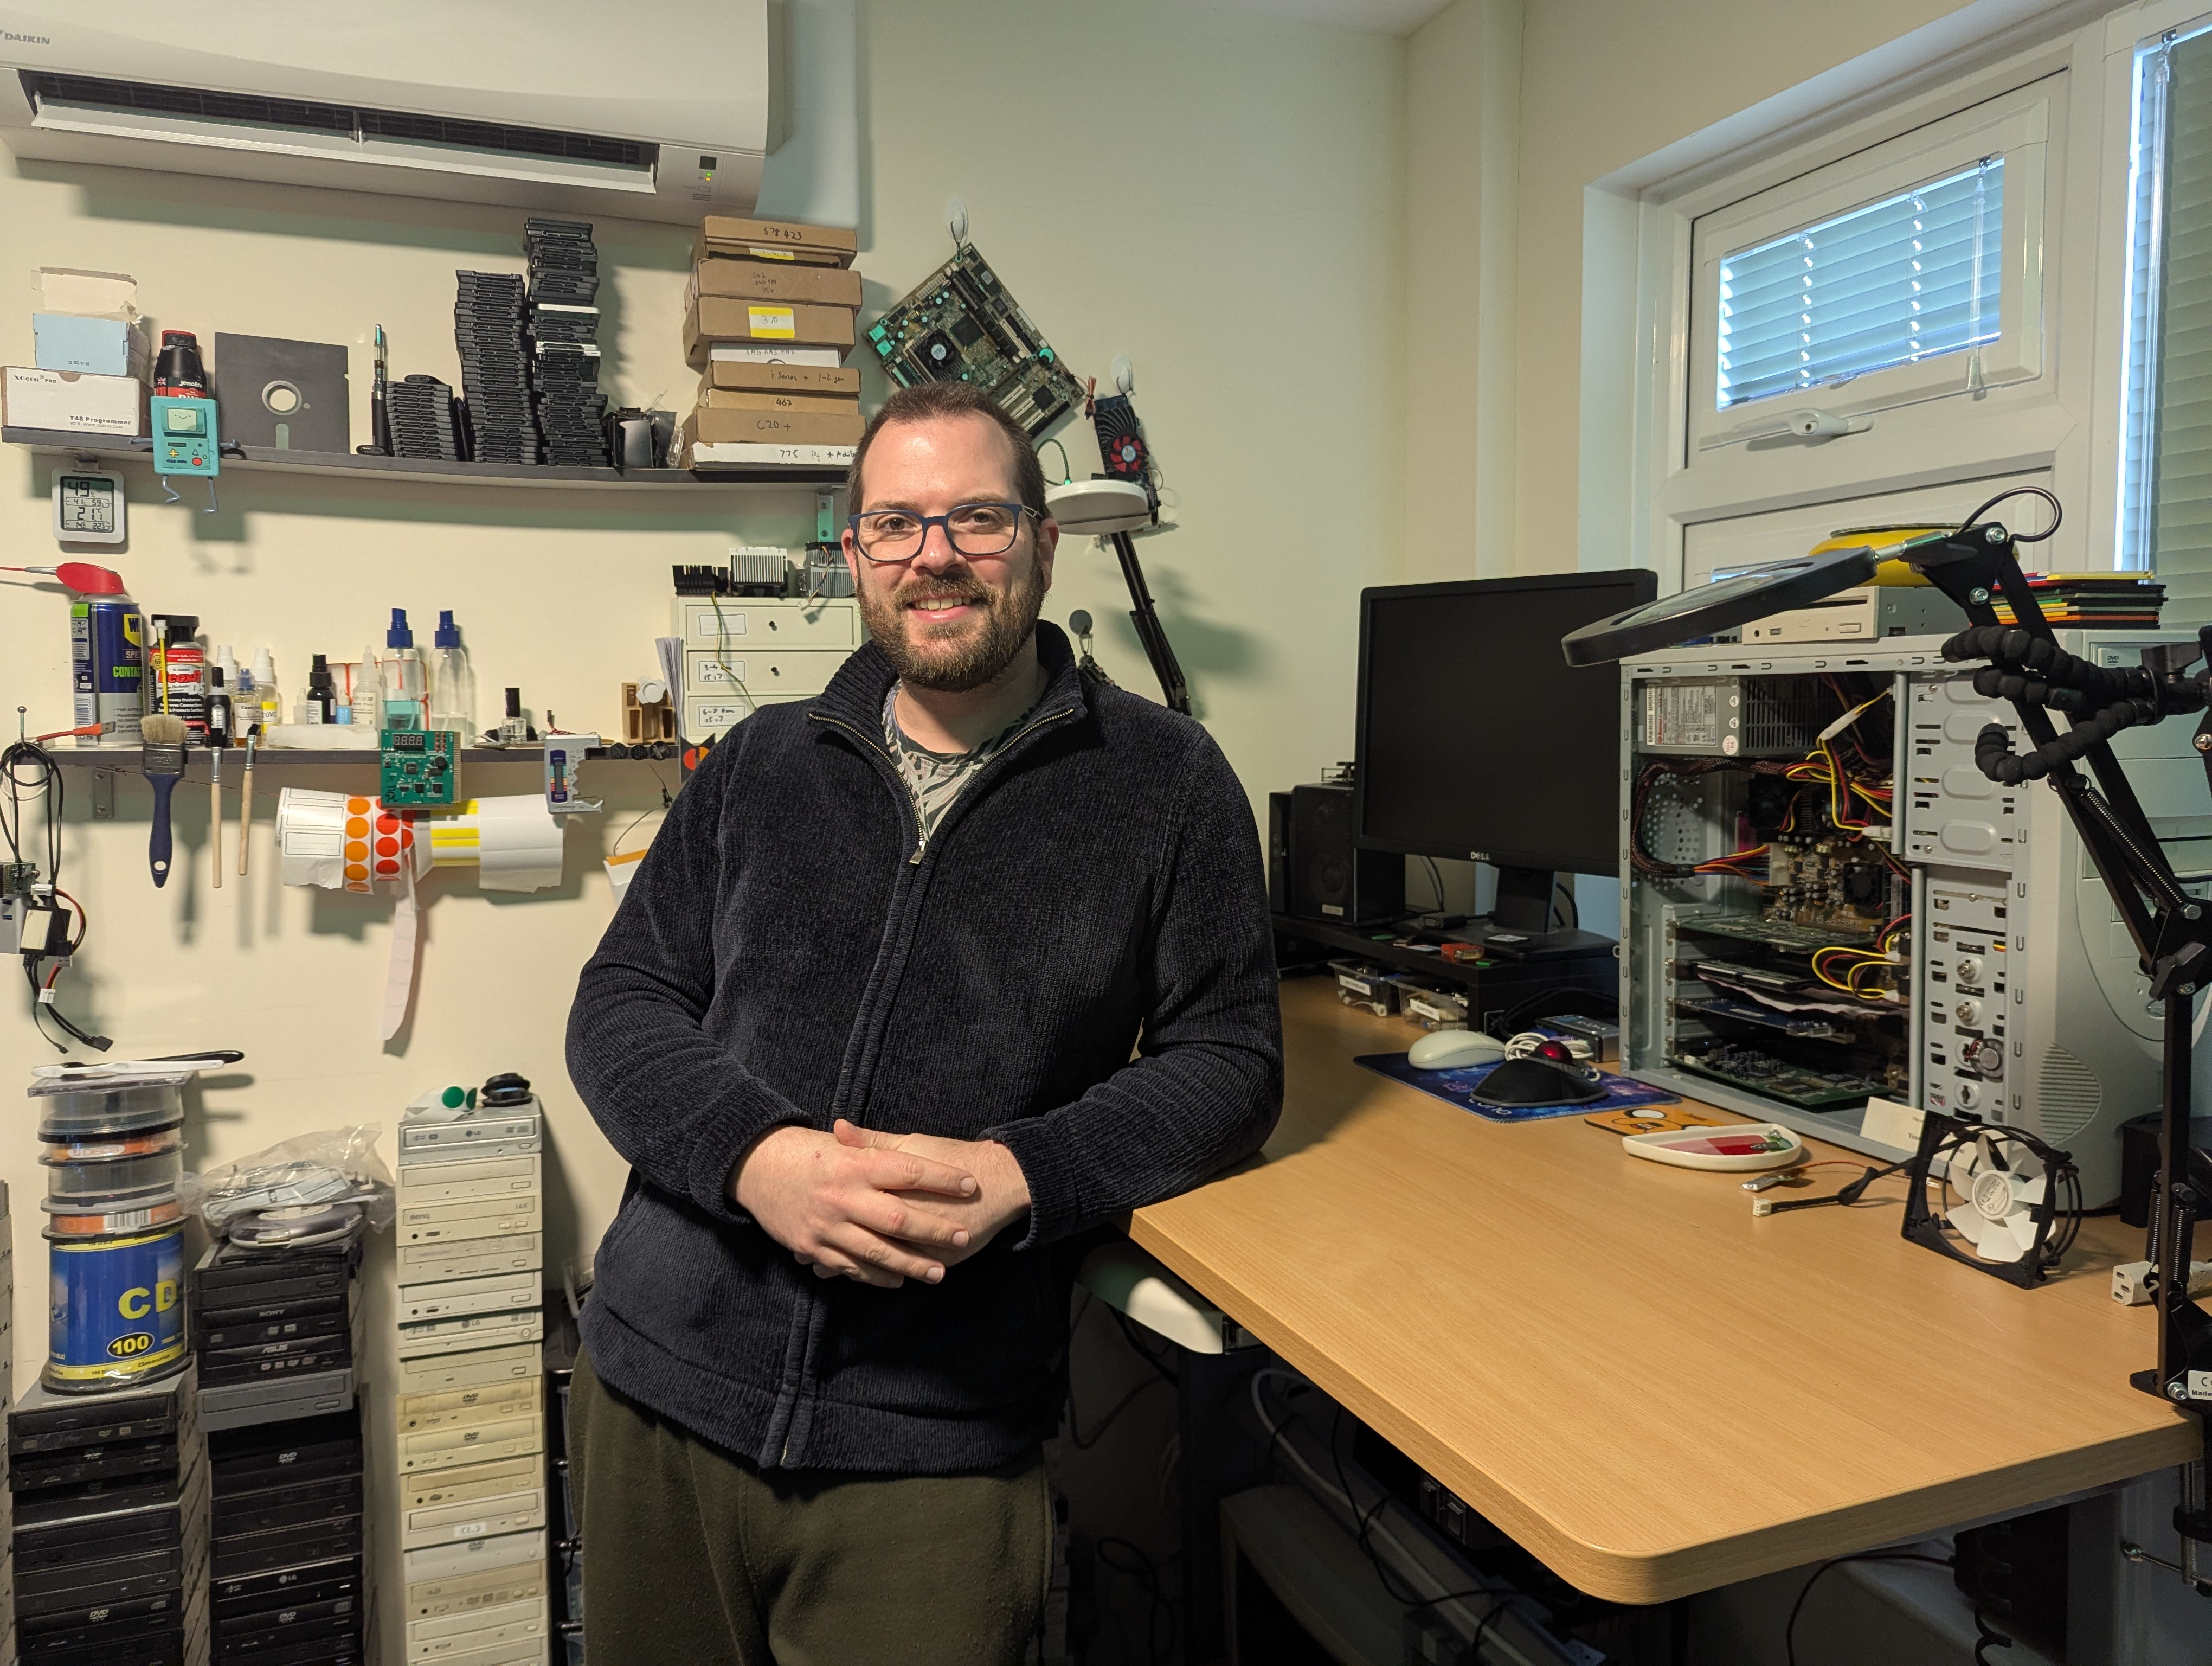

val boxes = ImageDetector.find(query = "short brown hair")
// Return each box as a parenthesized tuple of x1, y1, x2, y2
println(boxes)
(847, 381, 1047, 518)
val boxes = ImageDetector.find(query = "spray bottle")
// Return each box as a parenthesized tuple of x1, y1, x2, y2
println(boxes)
(429, 610, 475, 738)
(48, 564, 145, 745)
(381, 609, 427, 727)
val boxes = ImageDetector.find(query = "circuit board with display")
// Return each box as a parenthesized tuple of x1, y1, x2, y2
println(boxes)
(865, 244, 1086, 438)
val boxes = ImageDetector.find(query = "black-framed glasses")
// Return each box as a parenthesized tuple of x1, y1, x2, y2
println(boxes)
(847, 502, 1035, 563)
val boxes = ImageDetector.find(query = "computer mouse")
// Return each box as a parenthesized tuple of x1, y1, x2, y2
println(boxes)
(1407, 1029, 1508, 1070)
(1469, 1056, 1607, 1109)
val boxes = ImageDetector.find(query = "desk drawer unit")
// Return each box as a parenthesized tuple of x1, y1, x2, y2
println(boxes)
(684, 647, 846, 697)
(673, 598, 860, 651)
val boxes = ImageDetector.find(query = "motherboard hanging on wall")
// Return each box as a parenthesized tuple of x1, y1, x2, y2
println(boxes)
(865, 243, 1086, 437)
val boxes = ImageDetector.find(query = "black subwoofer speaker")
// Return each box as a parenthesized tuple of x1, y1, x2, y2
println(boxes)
(1288, 782, 1401, 924)
(1267, 791, 1293, 914)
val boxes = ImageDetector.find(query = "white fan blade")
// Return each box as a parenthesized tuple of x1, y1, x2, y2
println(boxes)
(1948, 1202, 1993, 1247)
(1979, 1232, 2028, 1264)
(2007, 1210, 2042, 1255)
(2017, 1171, 2049, 1208)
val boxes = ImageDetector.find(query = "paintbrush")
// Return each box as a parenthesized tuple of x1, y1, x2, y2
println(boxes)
(238, 731, 255, 876)
(209, 745, 222, 889)
(141, 714, 188, 887)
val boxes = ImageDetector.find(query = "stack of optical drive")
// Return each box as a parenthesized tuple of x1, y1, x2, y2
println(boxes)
(524, 220, 608, 467)
(8, 1368, 207, 1666)
(454, 271, 539, 465)
(192, 1236, 363, 1434)
(207, 1405, 367, 1664)
(396, 1073, 549, 1666)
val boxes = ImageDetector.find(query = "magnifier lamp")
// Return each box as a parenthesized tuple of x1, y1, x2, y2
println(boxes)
(1560, 486, 2212, 1584)
(1045, 477, 1190, 715)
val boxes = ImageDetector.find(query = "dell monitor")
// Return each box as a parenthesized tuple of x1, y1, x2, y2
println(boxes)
(1353, 569, 1657, 934)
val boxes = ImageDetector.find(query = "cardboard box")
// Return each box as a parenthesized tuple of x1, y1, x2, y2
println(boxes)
(698, 386, 860, 416)
(2, 366, 146, 434)
(703, 361, 859, 394)
(695, 215, 857, 265)
(691, 258, 863, 309)
(684, 296, 855, 366)
(33, 314, 148, 377)
(683, 405, 866, 447)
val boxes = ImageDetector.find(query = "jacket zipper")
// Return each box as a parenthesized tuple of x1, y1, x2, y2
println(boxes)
(814, 704, 1078, 864)
(779, 695, 1078, 1468)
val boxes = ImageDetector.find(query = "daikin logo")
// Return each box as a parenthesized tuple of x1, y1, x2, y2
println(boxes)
(3, 33, 53, 46)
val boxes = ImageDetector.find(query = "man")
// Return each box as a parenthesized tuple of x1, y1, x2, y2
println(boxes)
(564, 379, 1282, 1664)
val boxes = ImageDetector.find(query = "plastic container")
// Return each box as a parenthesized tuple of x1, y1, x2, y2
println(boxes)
(382, 608, 428, 725)
(40, 1146, 185, 1202)
(430, 610, 475, 737)
(43, 1222, 188, 1393)
(42, 1197, 184, 1238)
(31, 1073, 189, 1139)
(42, 1124, 183, 1164)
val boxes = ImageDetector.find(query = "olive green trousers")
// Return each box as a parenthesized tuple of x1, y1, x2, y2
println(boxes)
(569, 1350, 1051, 1665)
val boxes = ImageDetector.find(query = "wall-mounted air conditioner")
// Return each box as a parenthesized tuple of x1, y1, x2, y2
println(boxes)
(0, 1, 777, 224)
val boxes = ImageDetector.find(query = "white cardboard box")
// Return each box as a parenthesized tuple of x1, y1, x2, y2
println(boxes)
(3, 366, 145, 435)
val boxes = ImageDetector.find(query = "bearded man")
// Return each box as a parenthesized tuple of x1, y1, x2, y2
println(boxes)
(564, 379, 1283, 1665)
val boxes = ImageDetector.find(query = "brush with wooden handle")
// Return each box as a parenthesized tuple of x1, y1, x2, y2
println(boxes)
(238, 732, 255, 876)
(141, 714, 188, 888)
(209, 746, 222, 889)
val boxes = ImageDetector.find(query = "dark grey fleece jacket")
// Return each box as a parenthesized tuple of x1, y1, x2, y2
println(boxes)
(565, 621, 1282, 1473)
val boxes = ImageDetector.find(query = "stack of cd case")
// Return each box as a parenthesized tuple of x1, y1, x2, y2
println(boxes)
(454, 270, 539, 466)
(396, 1078, 550, 1665)
(190, 1236, 363, 1433)
(207, 1405, 366, 1665)
(524, 220, 608, 467)
(7, 1367, 208, 1666)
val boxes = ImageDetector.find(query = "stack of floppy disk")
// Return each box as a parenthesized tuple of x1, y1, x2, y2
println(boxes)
(394, 1071, 550, 1666)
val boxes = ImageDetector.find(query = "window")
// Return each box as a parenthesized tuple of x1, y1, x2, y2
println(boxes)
(1716, 159, 2005, 411)
(1684, 79, 2053, 457)
(2119, 21, 2212, 605)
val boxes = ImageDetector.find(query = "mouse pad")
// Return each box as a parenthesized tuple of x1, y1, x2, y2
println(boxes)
(1356, 1053, 1682, 1123)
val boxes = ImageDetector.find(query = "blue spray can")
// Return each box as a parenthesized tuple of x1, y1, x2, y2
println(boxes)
(65, 565, 144, 745)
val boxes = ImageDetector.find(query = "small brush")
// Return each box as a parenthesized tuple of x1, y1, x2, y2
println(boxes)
(209, 746, 222, 889)
(238, 731, 256, 876)
(140, 714, 188, 887)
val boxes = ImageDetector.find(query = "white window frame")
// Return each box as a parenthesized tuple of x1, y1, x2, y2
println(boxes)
(1612, 23, 2113, 597)
(1688, 85, 2050, 453)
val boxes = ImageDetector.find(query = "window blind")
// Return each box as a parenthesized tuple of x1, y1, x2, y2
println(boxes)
(2126, 29, 2212, 605)
(1716, 159, 2004, 410)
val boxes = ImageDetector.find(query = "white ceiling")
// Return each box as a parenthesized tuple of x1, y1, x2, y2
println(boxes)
(1198, 0, 1456, 36)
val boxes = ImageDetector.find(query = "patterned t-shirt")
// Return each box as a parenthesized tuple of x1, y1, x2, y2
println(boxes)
(883, 685, 1039, 850)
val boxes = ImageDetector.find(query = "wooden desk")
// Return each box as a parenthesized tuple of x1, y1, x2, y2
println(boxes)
(1127, 978, 2203, 1604)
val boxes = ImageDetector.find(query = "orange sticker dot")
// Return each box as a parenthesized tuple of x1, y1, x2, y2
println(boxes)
(347, 797, 371, 814)
(345, 817, 369, 837)
(344, 863, 368, 881)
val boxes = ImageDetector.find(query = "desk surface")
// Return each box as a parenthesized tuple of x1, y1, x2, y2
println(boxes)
(1127, 978, 2203, 1604)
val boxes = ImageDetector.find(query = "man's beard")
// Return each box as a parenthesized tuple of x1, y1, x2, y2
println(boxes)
(860, 556, 1049, 693)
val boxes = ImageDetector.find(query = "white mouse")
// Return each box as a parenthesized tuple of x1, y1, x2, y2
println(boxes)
(1407, 1029, 1508, 1070)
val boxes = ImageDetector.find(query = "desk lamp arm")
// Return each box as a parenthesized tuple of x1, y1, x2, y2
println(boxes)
(1905, 524, 2212, 1590)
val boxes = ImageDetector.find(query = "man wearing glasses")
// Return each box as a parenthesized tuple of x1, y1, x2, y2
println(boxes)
(565, 380, 1282, 1663)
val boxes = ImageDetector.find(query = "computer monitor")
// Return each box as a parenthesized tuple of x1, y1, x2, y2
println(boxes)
(1352, 569, 1657, 933)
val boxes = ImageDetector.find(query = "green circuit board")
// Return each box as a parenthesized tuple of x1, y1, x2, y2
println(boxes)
(380, 727, 459, 807)
(866, 244, 1086, 438)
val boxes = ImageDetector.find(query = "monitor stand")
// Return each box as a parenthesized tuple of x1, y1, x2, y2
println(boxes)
(1470, 866, 1610, 961)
